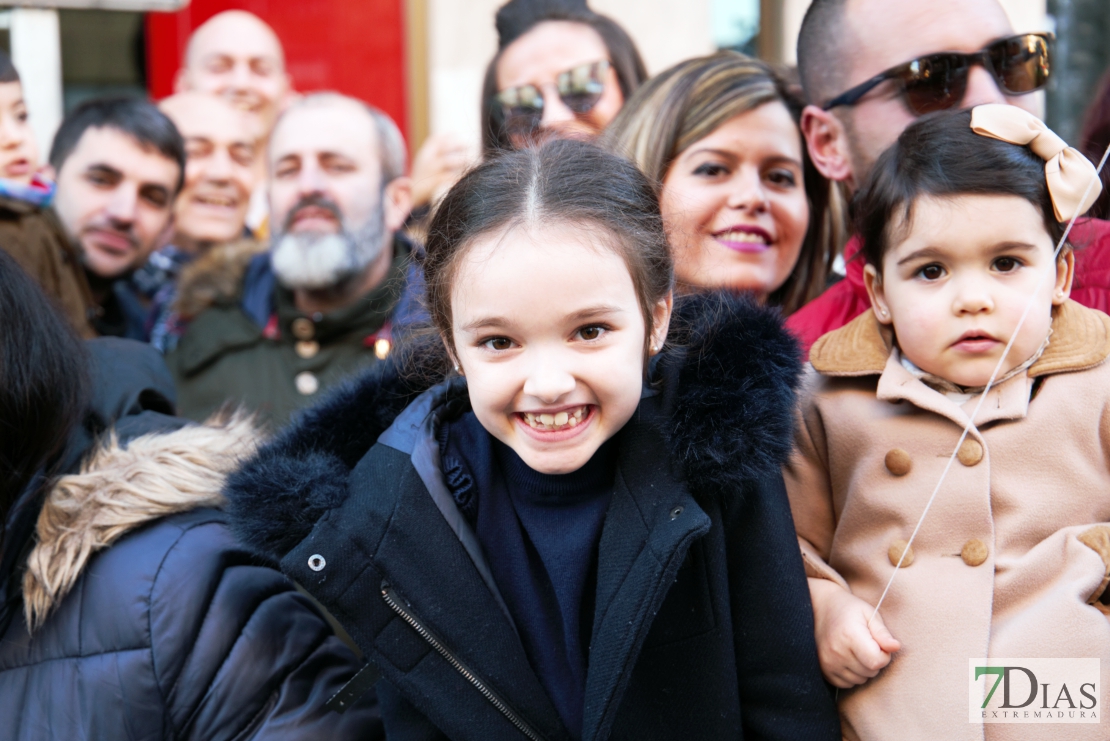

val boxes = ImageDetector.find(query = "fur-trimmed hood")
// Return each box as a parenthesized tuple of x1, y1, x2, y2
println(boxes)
(226, 291, 802, 563)
(171, 238, 266, 319)
(23, 415, 262, 631)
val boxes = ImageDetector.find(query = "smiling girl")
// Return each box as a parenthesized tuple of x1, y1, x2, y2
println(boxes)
(786, 106, 1110, 740)
(227, 139, 839, 741)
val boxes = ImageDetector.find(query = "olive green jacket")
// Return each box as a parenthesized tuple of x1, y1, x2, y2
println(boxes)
(167, 237, 415, 428)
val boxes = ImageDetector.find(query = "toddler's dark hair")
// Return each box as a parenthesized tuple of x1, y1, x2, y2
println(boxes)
(424, 138, 673, 357)
(855, 108, 1066, 269)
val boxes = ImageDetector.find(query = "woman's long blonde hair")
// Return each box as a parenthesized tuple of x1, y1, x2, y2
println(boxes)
(604, 51, 845, 315)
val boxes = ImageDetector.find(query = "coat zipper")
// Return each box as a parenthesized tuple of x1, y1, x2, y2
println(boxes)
(380, 582, 549, 741)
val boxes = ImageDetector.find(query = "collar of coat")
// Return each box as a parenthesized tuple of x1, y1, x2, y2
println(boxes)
(225, 291, 803, 563)
(807, 300, 1110, 428)
(20, 415, 261, 633)
(810, 299, 1110, 379)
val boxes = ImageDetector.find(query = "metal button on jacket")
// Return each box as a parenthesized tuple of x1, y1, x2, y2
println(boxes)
(295, 371, 319, 396)
(295, 340, 320, 359)
(308, 554, 326, 571)
(292, 317, 315, 340)
(885, 448, 912, 476)
(961, 538, 989, 566)
(957, 438, 984, 466)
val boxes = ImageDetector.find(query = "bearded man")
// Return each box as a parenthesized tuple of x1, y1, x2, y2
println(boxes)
(167, 93, 421, 426)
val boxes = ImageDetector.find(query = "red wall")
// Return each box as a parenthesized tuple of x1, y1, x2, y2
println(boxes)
(145, 0, 409, 138)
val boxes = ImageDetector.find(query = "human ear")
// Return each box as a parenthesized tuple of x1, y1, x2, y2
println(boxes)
(863, 263, 893, 324)
(383, 176, 413, 233)
(648, 292, 673, 355)
(800, 105, 854, 183)
(1052, 247, 1075, 306)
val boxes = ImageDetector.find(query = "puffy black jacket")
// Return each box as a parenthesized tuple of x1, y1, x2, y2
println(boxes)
(226, 294, 841, 740)
(0, 339, 383, 740)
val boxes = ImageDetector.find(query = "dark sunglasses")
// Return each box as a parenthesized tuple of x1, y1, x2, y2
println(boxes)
(495, 59, 610, 136)
(823, 32, 1052, 115)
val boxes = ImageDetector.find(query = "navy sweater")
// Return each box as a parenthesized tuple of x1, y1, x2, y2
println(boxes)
(440, 413, 616, 739)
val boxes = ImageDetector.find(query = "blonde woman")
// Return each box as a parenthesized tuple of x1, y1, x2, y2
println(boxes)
(605, 51, 843, 315)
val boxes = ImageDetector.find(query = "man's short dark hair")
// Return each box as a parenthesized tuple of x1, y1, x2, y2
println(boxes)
(49, 97, 186, 194)
(797, 0, 850, 106)
(0, 50, 20, 84)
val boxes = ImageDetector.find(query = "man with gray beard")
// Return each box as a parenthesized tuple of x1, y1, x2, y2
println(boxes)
(166, 93, 421, 426)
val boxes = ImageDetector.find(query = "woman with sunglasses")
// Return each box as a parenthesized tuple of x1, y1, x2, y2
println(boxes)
(481, 0, 647, 155)
(604, 51, 841, 316)
(405, 0, 645, 233)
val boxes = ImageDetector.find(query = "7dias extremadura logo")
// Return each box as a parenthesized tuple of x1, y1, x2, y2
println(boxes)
(969, 659, 1100, 724)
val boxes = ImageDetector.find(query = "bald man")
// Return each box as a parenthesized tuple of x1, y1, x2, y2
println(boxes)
(798, 0, 1039, 191)
(126, 93, 263, 352)
(175, 10, 291, 138)
(159, 92, 259, 252)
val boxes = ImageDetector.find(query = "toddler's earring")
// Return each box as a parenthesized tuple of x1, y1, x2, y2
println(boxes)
(453, 363, 460, 373)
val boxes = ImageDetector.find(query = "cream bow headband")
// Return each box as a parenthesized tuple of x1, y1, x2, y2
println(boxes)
(970, 104, 1102, 222)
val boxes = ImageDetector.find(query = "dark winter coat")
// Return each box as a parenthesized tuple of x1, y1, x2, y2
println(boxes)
(226, 293, 840, 740)
(0, 339, 383, 740)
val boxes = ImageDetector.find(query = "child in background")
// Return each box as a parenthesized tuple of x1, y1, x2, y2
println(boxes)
(0, 50, 96, 337)
(786, 105, 1110, 741)
(227, 139, 840, 741)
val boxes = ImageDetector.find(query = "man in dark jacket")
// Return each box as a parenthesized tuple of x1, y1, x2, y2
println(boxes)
(0, 251, 383, 739)
(133, 92, 265, 352)
(225, 294, 840, 741)
(49, 97, 185, 340)
(167, 92, 421, 428)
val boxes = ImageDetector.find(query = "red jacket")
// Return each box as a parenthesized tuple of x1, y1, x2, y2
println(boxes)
(786, 217, 1110, 356)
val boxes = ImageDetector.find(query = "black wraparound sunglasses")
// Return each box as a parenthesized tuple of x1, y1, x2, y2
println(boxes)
(823, 33, 1052, 115)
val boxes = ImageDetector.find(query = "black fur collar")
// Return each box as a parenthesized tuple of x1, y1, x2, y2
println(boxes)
(225, 291, 802, 561)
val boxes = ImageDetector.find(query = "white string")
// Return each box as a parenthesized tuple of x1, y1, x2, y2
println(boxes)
(868, 142, 1110, 627)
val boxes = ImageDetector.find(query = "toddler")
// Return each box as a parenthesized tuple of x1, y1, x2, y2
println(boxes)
(787, 105, 1110, 741)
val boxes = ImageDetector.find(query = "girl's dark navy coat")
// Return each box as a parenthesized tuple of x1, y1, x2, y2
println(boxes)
(226, 294, 840, 741)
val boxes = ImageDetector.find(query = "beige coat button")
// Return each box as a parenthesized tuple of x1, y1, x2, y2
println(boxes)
(292, 317, 315, 340)
(885, 449, 912, 476)
(961, 539, 989, 566)
(958, 438, 984, 466)
(295, 340, 319, 359)
(295, 371, 319, 395)
(888, 539, 914, 567)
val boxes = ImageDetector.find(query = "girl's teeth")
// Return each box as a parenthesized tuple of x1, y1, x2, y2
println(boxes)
(522, 407, 587, 430)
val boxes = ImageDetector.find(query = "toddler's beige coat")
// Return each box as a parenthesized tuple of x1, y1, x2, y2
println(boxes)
(786, 300, 1110, 741)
